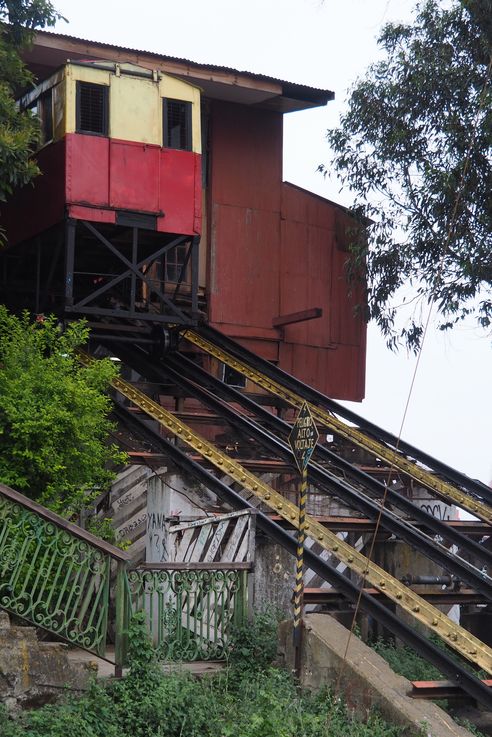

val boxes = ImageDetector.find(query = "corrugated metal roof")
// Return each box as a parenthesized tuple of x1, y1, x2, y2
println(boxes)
(35, 30, 334, 102)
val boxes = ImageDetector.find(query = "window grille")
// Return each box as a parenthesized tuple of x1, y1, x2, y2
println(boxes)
(164, 242, 188, 283)
(163, 98, 192, 151)
(76, 82, 108, 135)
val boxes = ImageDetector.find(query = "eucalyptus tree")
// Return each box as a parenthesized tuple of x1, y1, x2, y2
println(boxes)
(326, 0, 492, 350)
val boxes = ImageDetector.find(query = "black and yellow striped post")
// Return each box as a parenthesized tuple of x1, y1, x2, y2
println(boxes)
(288, 401, 318, 678)
(293, 465, 308, 666)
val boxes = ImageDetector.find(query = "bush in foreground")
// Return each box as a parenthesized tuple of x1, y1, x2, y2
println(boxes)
(0, 614, 405, 737)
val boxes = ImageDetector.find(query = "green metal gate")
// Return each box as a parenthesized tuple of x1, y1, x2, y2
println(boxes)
(0, 483, 249, 671)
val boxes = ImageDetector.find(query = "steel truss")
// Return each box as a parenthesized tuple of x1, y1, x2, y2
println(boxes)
(111, 402, 492, 711)
(65, 219, 199, 325)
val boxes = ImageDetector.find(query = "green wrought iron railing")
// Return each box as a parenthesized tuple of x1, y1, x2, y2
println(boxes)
(0, 483, 130, 663)
(0, 484, 250, 671)
(125, 562, 250, 661)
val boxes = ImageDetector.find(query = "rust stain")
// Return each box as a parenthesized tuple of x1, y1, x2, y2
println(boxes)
(20, 641, 30, 690)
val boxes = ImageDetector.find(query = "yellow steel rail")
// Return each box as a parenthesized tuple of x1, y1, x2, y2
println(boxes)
(184, 330, 492, 525)
(78, 348, 492, 674)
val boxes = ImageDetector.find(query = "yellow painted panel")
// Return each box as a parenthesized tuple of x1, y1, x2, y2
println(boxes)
(52, 81, 65, 140)
(159, 75, 201, 153)
(110, 75, 159, 144)
(62, 63, 201, 150)
(64, 65, 111, 134)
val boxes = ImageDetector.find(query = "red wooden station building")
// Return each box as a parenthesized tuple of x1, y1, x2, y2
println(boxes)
(0, 31, 366, 402)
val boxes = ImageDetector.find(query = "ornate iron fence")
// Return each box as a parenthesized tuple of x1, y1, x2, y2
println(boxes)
(125, 563, 250, 661)
(0, 484, 250, 669)
(0, 483, 130, 660)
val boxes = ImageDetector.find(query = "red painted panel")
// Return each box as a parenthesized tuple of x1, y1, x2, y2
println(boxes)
(281, 182, 337, 229)
(67, 205, 116, 225)
(207, 177, 366, 399)
(66, 134, 201, 236)
(193, 153, 202, 234)
(279, 218, 335, 348)
(279, 342, 365, 401)
(210, 329, 279, 362)
(208, 203, 280, 328)
(212, 322, 279, 342)
(280, 182, 366, 348)
(210, 102, 282, 212)
(66, 133, 109, 206)
(329, 211, 366, 348)
(158, 149, 200, 235)
(1, 139, 65, 246)
(109, 140, 159, 212)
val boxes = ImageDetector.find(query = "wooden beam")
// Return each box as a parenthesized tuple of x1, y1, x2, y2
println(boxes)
(273, 307, 322, 328)
(410, 680, 492, 700)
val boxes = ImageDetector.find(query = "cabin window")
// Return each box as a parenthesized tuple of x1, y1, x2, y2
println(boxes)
(164, 241, 188, 283)
(221, 363, 246, 389)
(27, 89, 53, 146)
(76, 82, 108, 135)
(163, 98, 192, 151)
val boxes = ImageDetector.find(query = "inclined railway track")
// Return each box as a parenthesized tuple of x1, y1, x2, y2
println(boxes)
(108, 341, 492, 605)
(110, 401, 492, 710)
(75, 322, 492, 708)
(184, 326, 492, 523)
(77, 347, 492, 680)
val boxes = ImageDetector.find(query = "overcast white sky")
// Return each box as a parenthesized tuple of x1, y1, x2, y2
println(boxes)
(52, 0, 491, 485)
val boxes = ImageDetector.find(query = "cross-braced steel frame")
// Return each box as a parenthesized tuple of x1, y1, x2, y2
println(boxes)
(64, 218, 199, 325)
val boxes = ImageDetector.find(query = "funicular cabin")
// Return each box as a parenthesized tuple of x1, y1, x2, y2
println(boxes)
(1, 32, 367, 401)
(1, 59, 202, 325)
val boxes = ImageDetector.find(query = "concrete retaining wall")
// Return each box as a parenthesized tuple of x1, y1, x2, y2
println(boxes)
(278, 614, 474, 737)
(0, 612, 94, 711)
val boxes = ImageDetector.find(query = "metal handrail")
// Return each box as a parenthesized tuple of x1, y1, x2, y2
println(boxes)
(0, 482, 130, 667)
(0, 483, 130, 562)
(0, 483, 250, 672)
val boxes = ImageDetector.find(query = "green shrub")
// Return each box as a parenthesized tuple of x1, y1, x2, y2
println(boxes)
(0, 613, 404, 737)
(372, 638, 444, 682)
(227, 608, 279, 675)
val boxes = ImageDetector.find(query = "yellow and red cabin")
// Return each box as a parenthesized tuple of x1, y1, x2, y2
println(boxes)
(1, 60, 202, 325)
(7, 59, 202, 243)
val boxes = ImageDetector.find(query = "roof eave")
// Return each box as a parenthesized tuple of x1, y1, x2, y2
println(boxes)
(23, 30, 334, 113)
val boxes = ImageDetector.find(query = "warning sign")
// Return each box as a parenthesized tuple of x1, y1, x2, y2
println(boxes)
(288, 402, 319, 474)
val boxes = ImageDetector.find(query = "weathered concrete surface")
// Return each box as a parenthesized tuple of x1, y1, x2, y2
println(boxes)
(0, 612, 96, 711)
(253, 536, 296, 615)
(278, 614, 474, 737)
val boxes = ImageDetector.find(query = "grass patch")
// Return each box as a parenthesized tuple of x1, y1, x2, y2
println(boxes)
(0, 613, 406, 737)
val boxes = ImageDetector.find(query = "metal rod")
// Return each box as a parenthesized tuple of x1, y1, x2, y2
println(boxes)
(191, 235, 199, 321)
(293, 466, 307, 676)
(64, 219, 76, 307)
(114, 560, 128, 677)
(130, 227, 137, 313)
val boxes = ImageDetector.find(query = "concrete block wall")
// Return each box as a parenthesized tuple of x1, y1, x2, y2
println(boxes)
(278, 614, 474, 737)
(0, 612, 94, 711)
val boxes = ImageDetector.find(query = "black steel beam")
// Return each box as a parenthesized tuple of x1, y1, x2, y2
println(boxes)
(111, 402, 492, 711)
(163, 350, 492, 568)
(196, 324, 492, 505)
